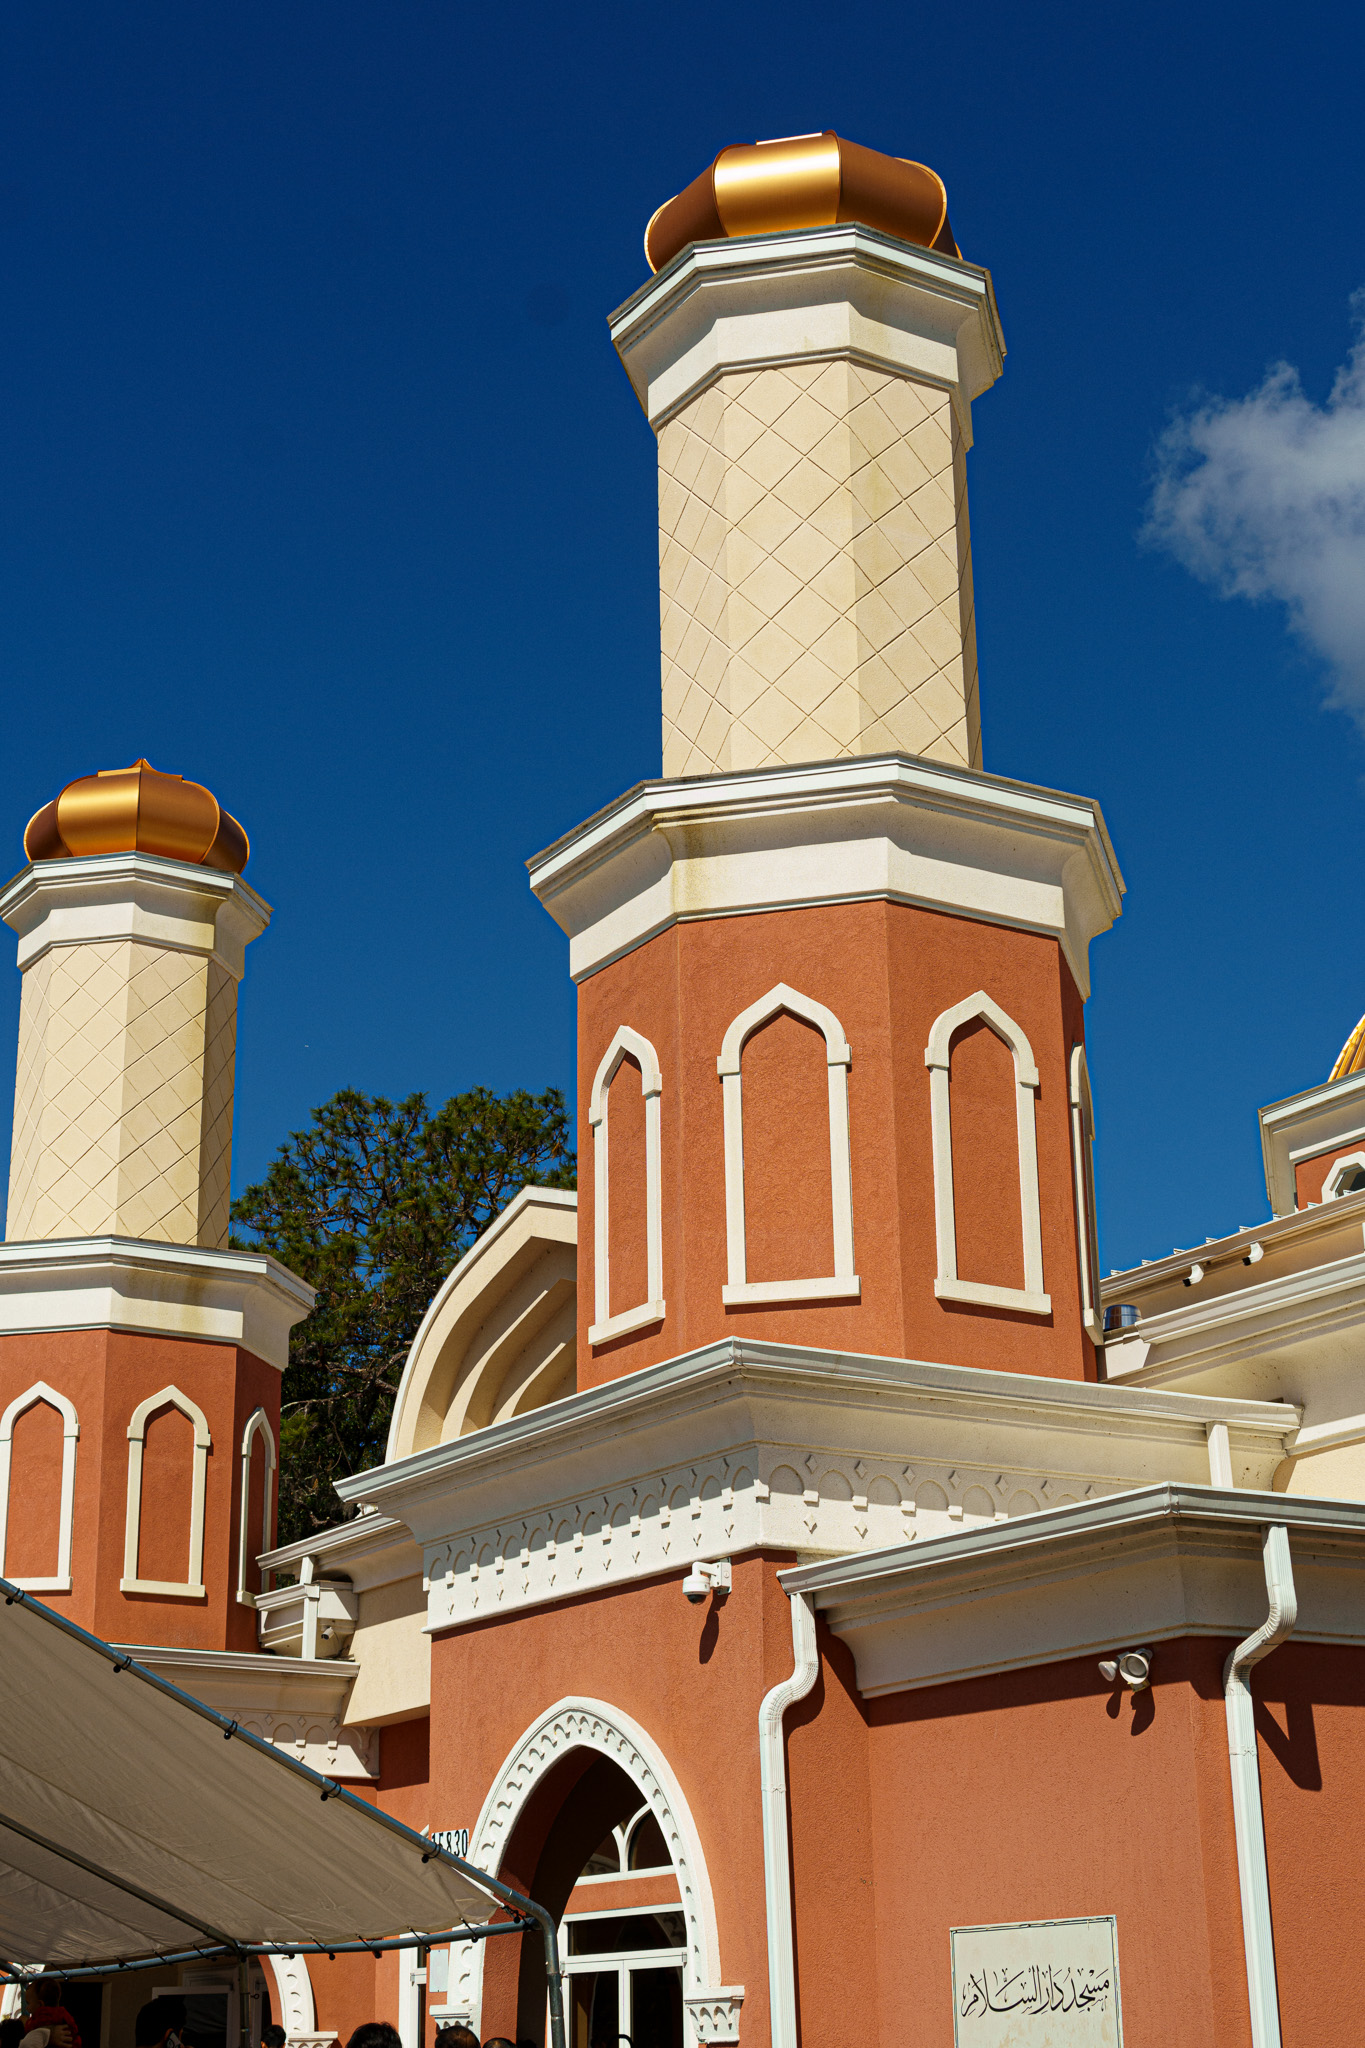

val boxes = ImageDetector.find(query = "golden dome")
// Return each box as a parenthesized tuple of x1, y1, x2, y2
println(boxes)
(1331, 1013, 1365, 1082)
(23, 760, 250, 874)
(644, 131, 959, 275)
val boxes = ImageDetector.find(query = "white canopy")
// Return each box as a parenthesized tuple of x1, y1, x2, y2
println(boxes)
(0, 1584, 515, 1972)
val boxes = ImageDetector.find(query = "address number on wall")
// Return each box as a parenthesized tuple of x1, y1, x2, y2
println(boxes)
(429, 1827, 469, 1858)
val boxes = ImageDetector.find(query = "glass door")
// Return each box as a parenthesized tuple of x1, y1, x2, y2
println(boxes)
(561, 1910, 684, 2048)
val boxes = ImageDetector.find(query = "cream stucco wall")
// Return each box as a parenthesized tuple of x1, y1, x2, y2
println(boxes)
(343, 1574, 431, 1728)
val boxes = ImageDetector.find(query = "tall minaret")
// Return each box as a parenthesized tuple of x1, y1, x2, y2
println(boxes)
(612, 132, 1003, 777)
(0, 761, 311, 1649)
(533, 132, 1122, 1394)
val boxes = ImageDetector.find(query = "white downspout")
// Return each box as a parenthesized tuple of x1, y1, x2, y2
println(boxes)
(1225, 1523, 1297, 2048)
(759, 1591, 818, 2048)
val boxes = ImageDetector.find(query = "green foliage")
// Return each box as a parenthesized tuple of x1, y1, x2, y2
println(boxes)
(231, 1085, 575, 1545)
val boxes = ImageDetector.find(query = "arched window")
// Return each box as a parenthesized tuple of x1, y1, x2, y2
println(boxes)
(1069, 1043, 1103, 1342)
(236, 1406, 277, 1607)
(1324, 1152, 1365, 1200)
(121, 1385, 211, 1599)
(588, 1026, 665, 1345)
(0, 1383, 79, 1592)
(718, 983, 859, 1306)
(924, 991, 1050, 1315)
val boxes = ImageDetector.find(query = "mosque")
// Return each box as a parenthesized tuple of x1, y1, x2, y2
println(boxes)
(3, 130, 1365, 2048)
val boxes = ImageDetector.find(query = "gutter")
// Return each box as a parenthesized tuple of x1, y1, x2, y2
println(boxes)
(1225, 1524, 1296, 2048)
(758, 1592, 818, 2048)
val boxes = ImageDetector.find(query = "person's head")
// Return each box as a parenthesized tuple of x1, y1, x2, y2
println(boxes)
(134, 2000, 182, 2048)
(434, 2030, 477, 2048)
(262, 2029, 286, 2048)
(482, 2038, 516, 2048)
(344, 2027, 401, 2048)
(28, 1985, 60, 2011)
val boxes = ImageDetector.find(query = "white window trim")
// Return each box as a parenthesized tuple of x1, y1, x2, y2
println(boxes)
(0, 1381, 79, 1592)
(588, 1025, 666, 1346)
(717, 982, 859, 1308)
(924, 990, 1051, 1316)
(121, 1384, 211, 1598)
(1069, 1043, 1104, 1344)
(1324, 1151, 1365, 1200)
(236, 1406, 277, 1607)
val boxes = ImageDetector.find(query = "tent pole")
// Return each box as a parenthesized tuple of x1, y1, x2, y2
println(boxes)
(238, 1955, 251, 2048)
(526, 1905, 566, 2048)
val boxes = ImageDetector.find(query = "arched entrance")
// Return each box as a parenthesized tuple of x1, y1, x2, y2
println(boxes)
(453, 1700, 741, 2046)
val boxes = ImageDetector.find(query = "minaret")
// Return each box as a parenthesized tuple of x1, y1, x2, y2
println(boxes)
(617, 133, 1001, 777)
(532, 133, 1123, 1392)
(0, 762, 311, 1647)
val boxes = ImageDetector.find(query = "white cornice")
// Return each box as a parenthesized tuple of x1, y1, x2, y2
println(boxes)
(0, 853, 271, 980)
(781, 1483, 1365, 1694)
(259, 1510, 421, 1593)
(333, 1338, 1296, 1632)
(0, 1236, 314, 1371)
(1259, 1069, 1365, 1216)
(527, 754, 1124, 999)
(608, 224, 1005, 438)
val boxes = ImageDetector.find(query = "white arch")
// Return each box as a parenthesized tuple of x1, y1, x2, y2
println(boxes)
(717, 983, 858, 1307)
(924, 991, 1051, 1315)
(452, 1697, 742, 2044)
(264, 1951, 322, 2043)
(237, 1407, 277, 1607)
(0, 1382, 79, 1592)
(121, 1384, 211, 1599)
(588, 1025, 666, 1346)
(1069, 1043, 1103, 1343)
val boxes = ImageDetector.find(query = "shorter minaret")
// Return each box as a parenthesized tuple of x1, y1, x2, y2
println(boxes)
(0, 762, 311, 1649)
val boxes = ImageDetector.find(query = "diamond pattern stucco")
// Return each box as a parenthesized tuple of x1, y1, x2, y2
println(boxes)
(5, 938, 240, 1247)
(657, 361, 981, 779)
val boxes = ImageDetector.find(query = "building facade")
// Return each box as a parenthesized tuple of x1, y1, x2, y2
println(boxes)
(4, 131, 1365, 2048)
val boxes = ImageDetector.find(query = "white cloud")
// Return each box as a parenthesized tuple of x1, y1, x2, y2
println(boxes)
(1145, 293, 1365, 721)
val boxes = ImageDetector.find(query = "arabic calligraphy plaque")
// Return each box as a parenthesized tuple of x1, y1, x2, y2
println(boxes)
(950, 1916, 1122, 2048)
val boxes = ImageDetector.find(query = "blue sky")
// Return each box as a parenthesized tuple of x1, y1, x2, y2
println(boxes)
(0, 1, 1362, 1276)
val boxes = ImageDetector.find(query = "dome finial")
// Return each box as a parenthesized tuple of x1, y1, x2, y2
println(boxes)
(23, 759, 249, 873)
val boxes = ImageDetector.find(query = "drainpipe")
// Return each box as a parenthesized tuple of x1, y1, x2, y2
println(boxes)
(759, 1590, 818, 2048)
(1224, 1523, 1296, 2048)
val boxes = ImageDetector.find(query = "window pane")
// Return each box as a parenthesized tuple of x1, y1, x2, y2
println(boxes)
(569, 1970, 618, 2048)
(627, 1812, 670, 1870)
(568, 1912, 685, 1956)
(629, 1967, 683, 2048)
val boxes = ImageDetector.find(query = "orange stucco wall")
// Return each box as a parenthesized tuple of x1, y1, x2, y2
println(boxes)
(577, 899, 1096, 1387)
(0, 1327, 279, 1649)
(1293, 1141, 1364, 1207)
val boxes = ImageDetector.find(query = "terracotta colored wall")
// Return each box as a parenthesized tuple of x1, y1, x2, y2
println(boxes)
(426, 1554, 883, 2048)
(1293, 1142, 1365, 1207)
(0, 1328, 279, 1650)
(577, 899, 1097, 1387)
(6, 1395, 64, 1579)
(606, 1053, 649, 1318)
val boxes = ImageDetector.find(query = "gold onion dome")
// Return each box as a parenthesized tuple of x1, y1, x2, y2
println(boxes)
(1331, 1014, 1365, 1082)
(23, 759, 249, 875)
(644, 130, 959, 275)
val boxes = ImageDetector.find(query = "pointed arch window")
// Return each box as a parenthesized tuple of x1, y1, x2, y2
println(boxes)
(924, 991, 1051, 1316)
(237, 1406, 277, 1607)
(588, 1026, 665, 1346)
(718, 982, 859, 1306)
(121, 1385, 211, 1599)
(0, 1383, 79, 1592)
(1069, 1043, 1103, 1343)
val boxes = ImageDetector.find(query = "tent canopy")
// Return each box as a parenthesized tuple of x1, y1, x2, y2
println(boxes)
(0, 1582, 519, 1974)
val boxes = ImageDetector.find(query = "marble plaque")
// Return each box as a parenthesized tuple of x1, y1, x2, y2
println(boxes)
(951, 1916, 1122, 2047)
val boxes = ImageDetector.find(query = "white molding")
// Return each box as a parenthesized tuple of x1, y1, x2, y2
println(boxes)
(0, 1380, 79, 1591)
(1259, 1068, 1365, 1217)
(1323, 1151, 1365, 1200)
(237, 1406, 277, 1607)
(924, 991, 1050, 1317)
(717, 984, 857, 1308)
(266, 1949, 319, 2039)
(609, 222, 1004, 443)
(1069, 1044, 1103, 1344)
(528, 755, 1124, 1002)
(121, 1383, 211, 1598)
(782, 1484, 1365, 1695)
(385, 1187, 577, 1463)
(0, 1236, 313, 1372)
(0, 851, 271, 981)
(455, 1697, 736, 2041)
(588, 1026, 665, 1347)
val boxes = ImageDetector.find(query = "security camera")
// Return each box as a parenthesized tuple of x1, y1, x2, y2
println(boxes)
(681, 1559, 732, 1604)
(1098, 1646, 1153, 1691)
